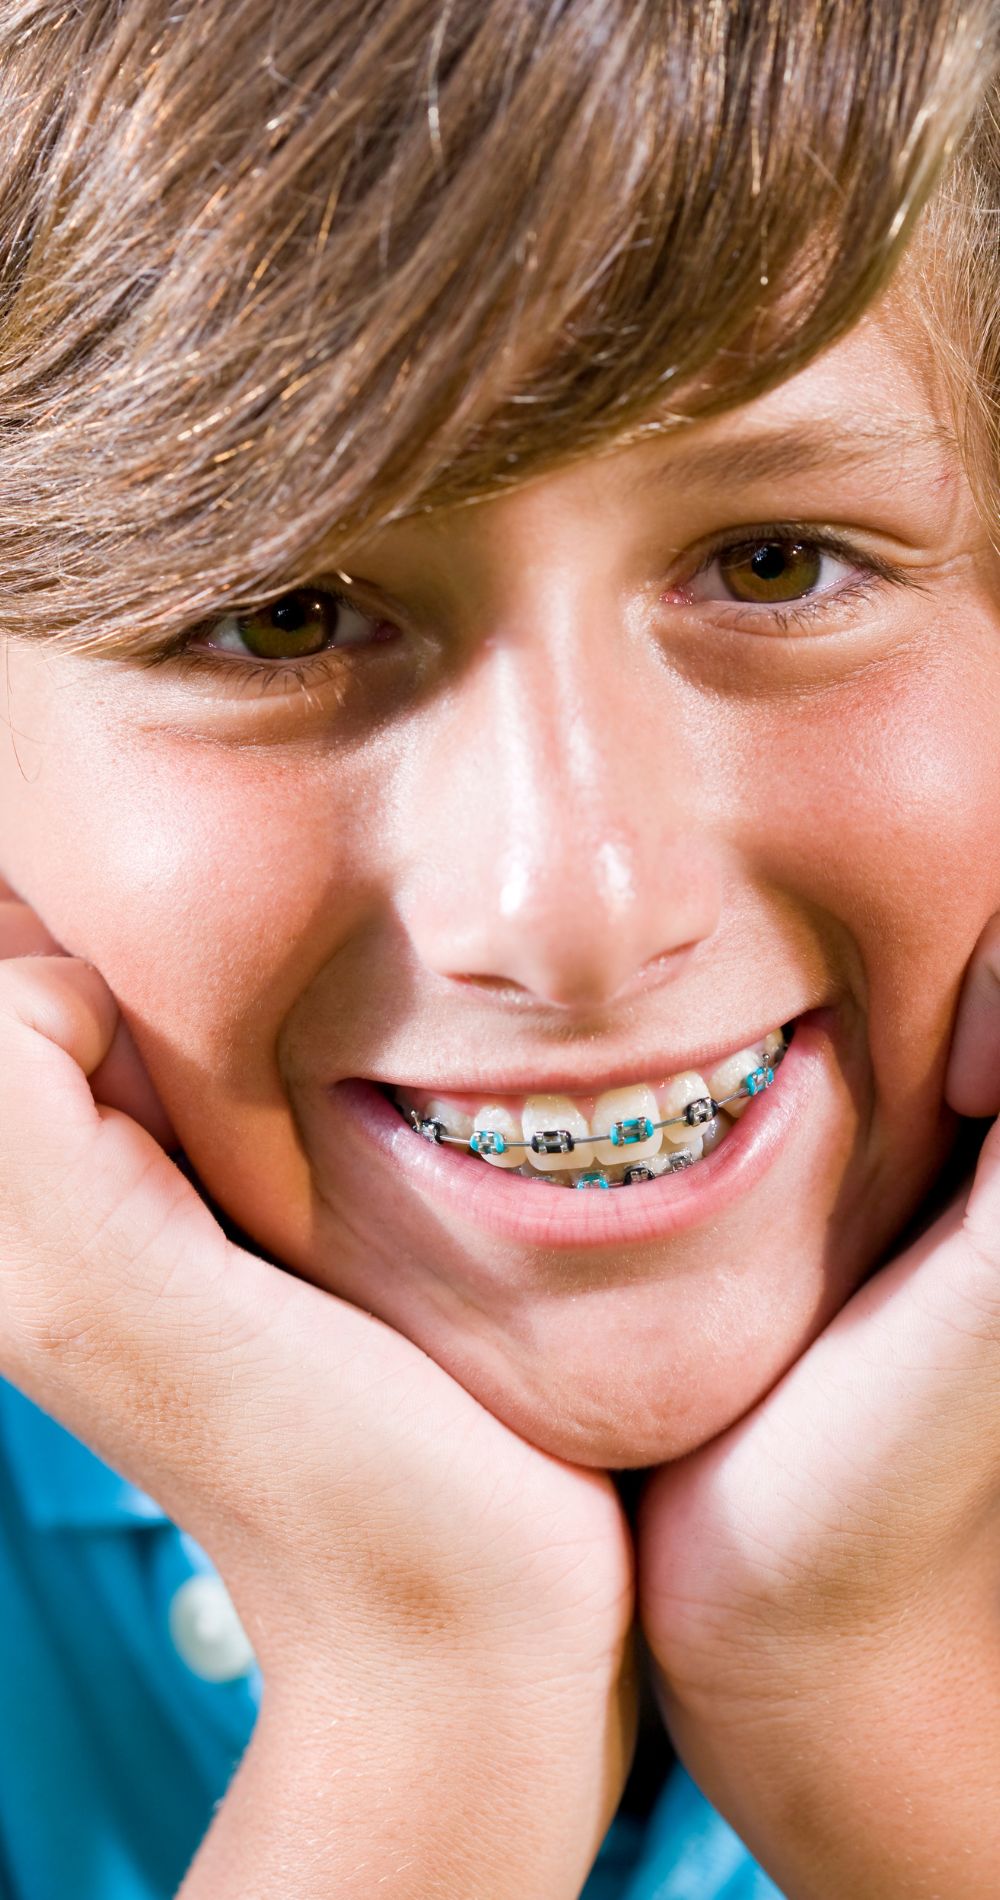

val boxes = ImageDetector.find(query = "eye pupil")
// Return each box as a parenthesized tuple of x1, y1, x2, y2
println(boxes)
(236, 589, 333, 659)
(720, 539, 822, 604)
(750, 544, 787, 580)
(271, 597, 308, 632)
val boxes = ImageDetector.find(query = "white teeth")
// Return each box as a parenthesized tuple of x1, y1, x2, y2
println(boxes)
(471, 1103, 523, 1167)
(404, 1025, 787, 1183)
(698, 1112, 730, 1154)
(705, 1045, 767, 1119)
(522, 1095, 595, 1171)
(590, 1084, 662, 1167)
(657, 1071, 711, 1148)
(426, 1098, 474, 1141)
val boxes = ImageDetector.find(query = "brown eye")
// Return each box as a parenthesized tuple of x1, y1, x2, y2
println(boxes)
(718, 543, 828, 600)
(717, 541, 823, 603)
(229, 590, 339, 660)
(197, 586, 389, 663)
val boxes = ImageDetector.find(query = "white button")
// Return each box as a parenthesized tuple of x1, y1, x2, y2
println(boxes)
(168, 1573, 256, 1682)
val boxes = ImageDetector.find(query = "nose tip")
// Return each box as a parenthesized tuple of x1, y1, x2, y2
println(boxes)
(479, 834, 701, 1009)
(395, 610, 725, 1012)
(405, 819, 722, 1014)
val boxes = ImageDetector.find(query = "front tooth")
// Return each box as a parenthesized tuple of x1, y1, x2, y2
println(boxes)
(657, 1071, 712, 1148)
(471, 1104, 524, 1167)
(590, 1084, 662, 1166)
(706, 1046, 767, 1118)
(522, 1095, 594, 1171)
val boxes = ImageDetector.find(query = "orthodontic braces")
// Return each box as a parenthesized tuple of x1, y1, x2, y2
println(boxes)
(403, 1045, 784, 1189)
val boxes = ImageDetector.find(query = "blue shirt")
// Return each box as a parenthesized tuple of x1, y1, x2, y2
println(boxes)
(0, 1378, 782, 1899)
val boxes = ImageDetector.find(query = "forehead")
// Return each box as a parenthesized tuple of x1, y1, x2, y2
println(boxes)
(349, 303, 961, 570)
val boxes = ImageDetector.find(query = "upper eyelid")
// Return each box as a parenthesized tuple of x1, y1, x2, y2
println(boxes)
(679, 523, 891, 579)
(193, 583, 381, 645)
(209, 578, 390, 622)
(199, 529, 896, 641)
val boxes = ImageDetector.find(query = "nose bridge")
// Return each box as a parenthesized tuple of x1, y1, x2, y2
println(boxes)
(491, 629, 625, 890)
(398, 587, 723, 1007)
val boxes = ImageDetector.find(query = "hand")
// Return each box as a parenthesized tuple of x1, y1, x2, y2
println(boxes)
(0, 877, 636, 1897)
(636, 919, 1000, 1897)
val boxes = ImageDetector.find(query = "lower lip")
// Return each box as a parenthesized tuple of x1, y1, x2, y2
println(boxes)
(331, 1012, 832, 1250)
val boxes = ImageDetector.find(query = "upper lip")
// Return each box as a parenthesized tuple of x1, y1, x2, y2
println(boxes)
(367, 1015, 800, 1100)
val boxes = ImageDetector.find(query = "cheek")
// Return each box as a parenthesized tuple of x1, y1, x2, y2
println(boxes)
(0, 717, 368, 1131)
(734, 635, 1000, 1082)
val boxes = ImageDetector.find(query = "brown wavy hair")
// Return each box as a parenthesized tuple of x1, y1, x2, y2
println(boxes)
(0, 0, 996, 654)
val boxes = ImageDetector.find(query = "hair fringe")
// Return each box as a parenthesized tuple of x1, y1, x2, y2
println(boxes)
(0, 0, 995, 648)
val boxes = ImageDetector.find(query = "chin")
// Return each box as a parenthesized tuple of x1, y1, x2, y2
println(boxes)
(183, 1009, 947, 1473)
(363, 1244, 851, 1469)
(281, 1023, 880, 1467)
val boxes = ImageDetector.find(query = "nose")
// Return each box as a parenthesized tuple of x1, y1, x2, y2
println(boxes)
(395, 601, 725, 1014)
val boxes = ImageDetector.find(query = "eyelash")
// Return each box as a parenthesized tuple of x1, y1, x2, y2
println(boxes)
(679, 523, 906, 631)
(142, 525, 906, 698)
(139, 589, 385, 698)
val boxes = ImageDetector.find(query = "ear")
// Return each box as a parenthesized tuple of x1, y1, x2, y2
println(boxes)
(945, 914, 1000, 1119)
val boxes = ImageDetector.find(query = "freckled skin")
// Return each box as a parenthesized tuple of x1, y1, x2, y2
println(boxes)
(2, 305, 999, 1468)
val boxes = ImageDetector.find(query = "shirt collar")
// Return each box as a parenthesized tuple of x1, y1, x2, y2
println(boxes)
(0, 1376, 169, 1531)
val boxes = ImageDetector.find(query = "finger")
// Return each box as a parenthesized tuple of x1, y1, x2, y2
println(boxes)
(0, 956, 280, 1513)
(0, 953, 437, 1570)
(0, 898, 175, 1143)
(0, 956, 200, 1338)
(959, 1105, 1000, 1263)
(946, 914, 1000, 1118)
(0, 896, 65, 958)
(89, 1011, 179, 1152)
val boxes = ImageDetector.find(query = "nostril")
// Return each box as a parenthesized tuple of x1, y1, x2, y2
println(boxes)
(401, 823, 724, 1013)
(451, 972, 536, 997)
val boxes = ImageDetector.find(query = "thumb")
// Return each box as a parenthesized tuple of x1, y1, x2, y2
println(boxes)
(945, 914, 1000, 1119)
(90, 1010, 179, 1153)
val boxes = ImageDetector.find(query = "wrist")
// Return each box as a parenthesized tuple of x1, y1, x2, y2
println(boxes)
(663, 1603, 1000, 1899)
(183, 1643, 635, 1900)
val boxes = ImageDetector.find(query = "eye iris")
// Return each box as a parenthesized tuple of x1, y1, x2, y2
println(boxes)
(721, 540, 822, 603)
(239, 590, 334, 659)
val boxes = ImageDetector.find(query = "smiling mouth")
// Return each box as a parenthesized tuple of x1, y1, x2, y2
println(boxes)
(386, 1024, 791, 1188)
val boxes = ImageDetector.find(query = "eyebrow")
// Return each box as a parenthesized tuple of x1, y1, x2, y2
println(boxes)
(626, 417, 957, 494)
(65, 417, 958, 667)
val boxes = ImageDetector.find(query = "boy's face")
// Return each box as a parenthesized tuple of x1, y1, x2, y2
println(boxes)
(2, 299, 998, 1467)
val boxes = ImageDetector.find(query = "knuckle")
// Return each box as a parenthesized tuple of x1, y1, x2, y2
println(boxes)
(0, 956, 115, 1096)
